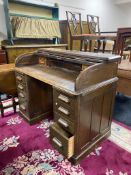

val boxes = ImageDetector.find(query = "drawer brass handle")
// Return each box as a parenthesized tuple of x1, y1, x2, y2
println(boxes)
(58, 106, 69, 115)
(58, 118, 69, 128)
(16, 76, 22, 81)
(52, 137, 62, 148)
(19, 92, 24, 98)
(18, 84, 24, 90)
(20, 104, 26, 111)
(58, 94, 69, 103)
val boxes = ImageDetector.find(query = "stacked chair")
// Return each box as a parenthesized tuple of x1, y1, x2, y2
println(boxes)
(66, 11, 116, 52)
(87, 14, 116, 53)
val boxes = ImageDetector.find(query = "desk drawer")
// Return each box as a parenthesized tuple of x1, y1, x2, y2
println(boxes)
(54, 103, 75, 121)
(16, 72, 26, 85)
(54, 112, 75, 134)
(18, 91, 26, 99)
(50, 123, 74, 158)
(17, 83, 25, 91)
(18, 92, 27, 104)
(16, 80, 27, 96)
(19, 102, 27, 112)
(53, 89, 75, 108)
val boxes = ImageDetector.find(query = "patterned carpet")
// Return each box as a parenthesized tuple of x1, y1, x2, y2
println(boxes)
(0, 101, 131, 175)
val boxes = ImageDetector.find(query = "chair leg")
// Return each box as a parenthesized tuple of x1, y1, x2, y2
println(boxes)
(0, 106, 4, 118)
(89, 40, 92, 52)
(97, 40, 101, 52)
(80, 40, 83, 51)
(0, 97, 4, 117)
(112, 39, 116, 54)
(12, 97, 16, 114)
(84, 40, 88, 52)
(129, 50, 131, 62)
(102, 40, 106, 53)
(70, 39, 73, 50)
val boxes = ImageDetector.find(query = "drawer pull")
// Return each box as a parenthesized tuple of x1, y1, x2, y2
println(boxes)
(58, 94, 69, 103)
(19, 92, 24, 98)
(52, 137, 62, 148)
(18, 84, 24, 90)
(16, 76, 22, 81)
(20, 104, 26, 111)
(58, 118, 69, 128)
(58, 106, 69, 115)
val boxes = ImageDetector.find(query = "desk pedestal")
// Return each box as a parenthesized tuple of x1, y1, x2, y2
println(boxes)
(16, 72, 53, 124)
(50, 82, 116, 164)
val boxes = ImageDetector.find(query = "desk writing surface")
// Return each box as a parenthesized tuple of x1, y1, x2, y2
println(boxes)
(15, 64, 79, 93)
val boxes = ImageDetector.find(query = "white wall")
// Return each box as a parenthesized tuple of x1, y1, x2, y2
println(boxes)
(115, 0, 131, 4)
(117, 3, 131, 27)
(42, 0, 129, 31)
(0, 0, 131, 41)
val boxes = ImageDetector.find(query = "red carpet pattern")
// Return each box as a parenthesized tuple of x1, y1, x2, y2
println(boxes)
(0, 105, 131, 175)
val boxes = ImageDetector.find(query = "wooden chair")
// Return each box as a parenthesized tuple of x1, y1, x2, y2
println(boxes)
(87, 14, 101, 52)
(126, 44, 131, 62)
(116, 28, 131, 96)
(66, 11, 99, 51)
(115, 28, 131, 62)
(66, 11, 116, 52)
(66, 11, 84, 51)
(117, 59, 131, 96)
(87, 14, 116, 53)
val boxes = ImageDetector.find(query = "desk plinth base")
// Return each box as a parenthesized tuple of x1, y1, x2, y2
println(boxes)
(70, 129, 111, 165)
(19, 110, 52, 125)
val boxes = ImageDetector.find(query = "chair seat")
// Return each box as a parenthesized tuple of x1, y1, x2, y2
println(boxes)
(118, 59, 131, 79)
(0, 64, 17, 95)
(72, 34, 116, 40)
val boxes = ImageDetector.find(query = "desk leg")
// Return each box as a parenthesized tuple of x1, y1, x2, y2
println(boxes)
(130, 50, 131, 62)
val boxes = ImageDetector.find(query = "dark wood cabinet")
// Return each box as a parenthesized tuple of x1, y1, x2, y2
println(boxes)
(0, 50, 7, 64)
(15, 48, 120, 164)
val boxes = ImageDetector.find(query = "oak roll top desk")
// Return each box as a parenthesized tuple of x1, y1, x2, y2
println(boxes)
(15, 48, 120, 164)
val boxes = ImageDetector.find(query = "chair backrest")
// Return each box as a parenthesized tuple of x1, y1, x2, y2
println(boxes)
(87, 14, 100, 35)
(66, 11, 83, 36)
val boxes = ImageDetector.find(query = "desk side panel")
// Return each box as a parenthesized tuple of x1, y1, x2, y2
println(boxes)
(76, 62, 118, 91)
(73, 81, 117, 163)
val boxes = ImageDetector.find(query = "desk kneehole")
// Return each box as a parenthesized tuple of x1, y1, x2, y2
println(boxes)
(50, 123, 74, 158)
